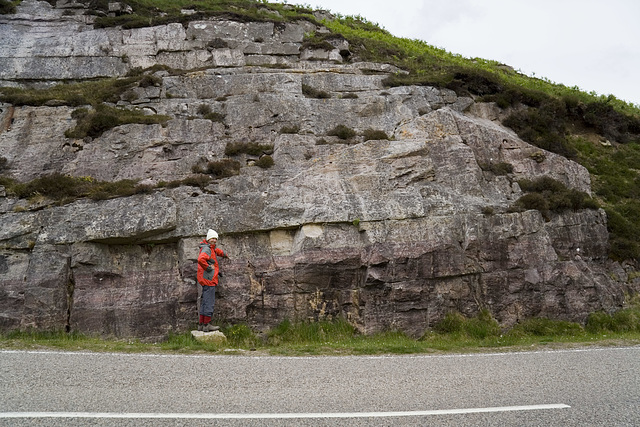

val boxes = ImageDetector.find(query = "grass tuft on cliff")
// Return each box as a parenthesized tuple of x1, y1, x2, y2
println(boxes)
(65, 105, 170, 139)
(1, 173, 154, 203)
(0, 76, 141, 107)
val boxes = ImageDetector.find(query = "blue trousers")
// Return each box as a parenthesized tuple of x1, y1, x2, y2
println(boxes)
(200, 285, 216, 318)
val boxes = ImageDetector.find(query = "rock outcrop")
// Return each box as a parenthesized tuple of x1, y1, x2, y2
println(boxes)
(0, 1, 637, 338)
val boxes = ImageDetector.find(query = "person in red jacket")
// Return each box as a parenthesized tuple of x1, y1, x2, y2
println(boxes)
(197, 229, 228, 332)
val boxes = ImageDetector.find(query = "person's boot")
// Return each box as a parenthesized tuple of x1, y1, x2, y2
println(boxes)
(197, 323, 203, 331)
(202, 323, 220, 332)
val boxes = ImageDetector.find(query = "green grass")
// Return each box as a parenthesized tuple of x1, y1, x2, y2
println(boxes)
(2, 306, 639, 356)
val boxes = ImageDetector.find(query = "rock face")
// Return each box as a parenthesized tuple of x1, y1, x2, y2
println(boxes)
(0, 1, 637, 338)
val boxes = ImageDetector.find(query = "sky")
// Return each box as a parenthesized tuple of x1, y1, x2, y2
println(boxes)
(274, 0, 640, 106)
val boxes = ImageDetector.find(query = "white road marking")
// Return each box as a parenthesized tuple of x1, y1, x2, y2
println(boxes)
(0, 404, 570, 419)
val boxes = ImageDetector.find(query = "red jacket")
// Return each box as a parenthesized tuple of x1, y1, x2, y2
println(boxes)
(197, 239, 226, 286)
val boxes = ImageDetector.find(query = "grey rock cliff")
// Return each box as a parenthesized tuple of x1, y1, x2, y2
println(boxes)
(0, 1, 637, 338)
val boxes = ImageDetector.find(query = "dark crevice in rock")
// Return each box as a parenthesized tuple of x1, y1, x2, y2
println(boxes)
(66, 272, 74, 333)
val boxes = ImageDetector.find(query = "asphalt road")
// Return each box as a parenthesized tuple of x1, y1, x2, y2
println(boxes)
(0, 346, 638, 426)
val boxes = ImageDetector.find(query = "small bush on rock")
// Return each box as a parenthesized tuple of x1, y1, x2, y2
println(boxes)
(328, 124, 357, 140)
(478, 161, 513, 176)
(65, 105, 169, 139)
(197, 104, 212, 116)
(138, 74, 162, 88)
(88, 180, 149, 200)
(255, 155, 274, 169)
(362, 129, 389, 141)
(302, 84, 331, 99)
(225, 141, 274, 156)
(280, 125, 300, 134)
(204, 112, 225, 123)
(510, 176, 599, 220)
(205, 159, 242, 178)
(514, 193, 549, 214)
(0, 0, 16, 14)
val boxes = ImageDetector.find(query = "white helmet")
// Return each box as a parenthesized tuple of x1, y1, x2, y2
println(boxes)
(206, 229, 218, 240)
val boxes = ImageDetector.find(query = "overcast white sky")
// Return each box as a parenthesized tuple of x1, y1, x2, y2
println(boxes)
(276, 0, 640, 106)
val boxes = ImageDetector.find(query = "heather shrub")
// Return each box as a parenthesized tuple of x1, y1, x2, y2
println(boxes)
(0, 0, 16, 14)
(225, 142, 273, 156)
(514, 192, 549, 213)
(503, 103, 577, 160)
(204, 112, 225, 123)
(205, 159, 242, 178)
(512, 176, 598, 219)
(197, 104, 212, 116)
(302, 84, 330, 99)
(280, 125, 300, 134)
(328, 125, 356, 140)
(478, 161, 513, 176)
(362, 129, 389, 141)
(10, 173, 89, 200)
(65, 105, 169, 139)
(87, 180, 149, 200)
(254, 155, 274, 169)
(138, 74, 162, 88)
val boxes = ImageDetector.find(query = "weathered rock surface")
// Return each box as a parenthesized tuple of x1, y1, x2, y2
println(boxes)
(0, 1, 638, 338)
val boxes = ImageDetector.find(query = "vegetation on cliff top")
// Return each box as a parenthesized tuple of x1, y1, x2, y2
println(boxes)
(319, 11, 640, 262)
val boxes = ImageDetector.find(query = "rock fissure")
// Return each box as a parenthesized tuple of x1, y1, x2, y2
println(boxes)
(65, 270, 75, 333)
